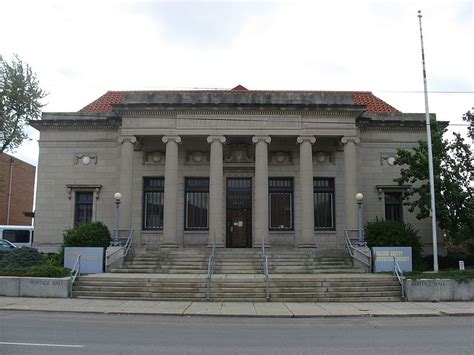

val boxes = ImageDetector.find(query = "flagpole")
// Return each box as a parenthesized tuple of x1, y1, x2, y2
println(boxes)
(418, 10, 439, 272)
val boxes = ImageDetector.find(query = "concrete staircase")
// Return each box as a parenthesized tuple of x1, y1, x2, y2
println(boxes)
(72, 248, 402, 302)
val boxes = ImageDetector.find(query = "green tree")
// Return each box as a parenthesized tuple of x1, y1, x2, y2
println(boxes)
(462, 109, 473, 140)
(0, 54, 46, 153)
(395, 118, 474, 244)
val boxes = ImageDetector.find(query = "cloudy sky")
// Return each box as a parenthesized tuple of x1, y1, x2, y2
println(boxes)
(1, 0, 473, 166)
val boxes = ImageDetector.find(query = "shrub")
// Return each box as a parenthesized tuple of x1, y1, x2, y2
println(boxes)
(24, 264, 71, 278)
(42, 251, 64, 266)
(365, 219, 423, 270)
(0, 247, 45, 271)
(63, 222, 111, 248)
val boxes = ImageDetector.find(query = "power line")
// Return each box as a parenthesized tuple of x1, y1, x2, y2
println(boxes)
(375, 90, 473, 94)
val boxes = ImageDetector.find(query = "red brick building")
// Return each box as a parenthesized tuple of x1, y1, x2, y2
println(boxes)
(0, 153, 36, 225)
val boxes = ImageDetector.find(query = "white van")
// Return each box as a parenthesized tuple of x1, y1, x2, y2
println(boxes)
(0, 225, 34, 247)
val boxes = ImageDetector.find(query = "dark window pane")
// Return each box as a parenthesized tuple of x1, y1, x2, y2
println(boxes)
(75, 191, 93, 226)
(269, 178, 293, 230)
(143, 178, 164, 230)
(314, 178, 335, 230)
(185, 178, 209, 230)
(385, 192, 403, 222)
(3, 230, 30, 243)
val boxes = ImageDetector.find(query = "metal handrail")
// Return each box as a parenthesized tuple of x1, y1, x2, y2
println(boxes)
(123, 229, 134, 258)
(261, 233, 270, 301)
(393, 255, 406, 300)
(206, 236, 216, 301)
(344, 229, 372, 271)
(106, 229, 133, 271)
(70, 255, 81, 297)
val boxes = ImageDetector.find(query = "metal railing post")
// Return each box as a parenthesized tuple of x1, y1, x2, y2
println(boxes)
(206, 234, 216, 301)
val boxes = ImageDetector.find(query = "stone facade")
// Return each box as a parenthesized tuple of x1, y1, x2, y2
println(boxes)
(0, 153, 35, 225)
(30, 87, 441, 254)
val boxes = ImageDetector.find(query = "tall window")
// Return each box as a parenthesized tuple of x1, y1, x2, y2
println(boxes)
(74, 191, 93, 226)
(185, 178, 209, 230)
(314, 178, 335, 230)
(385, 192, 403, 222)
(269, 178, 293, 230)
(143, 177, 164, 230)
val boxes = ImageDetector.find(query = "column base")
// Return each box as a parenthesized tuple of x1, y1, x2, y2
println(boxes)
(160, 242, 179, 249)
(206, 242, 225, 248)
(298, 244, 317, 248)
(252, 243, 271, 248)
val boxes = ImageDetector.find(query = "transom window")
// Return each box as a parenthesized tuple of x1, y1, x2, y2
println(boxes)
(143, 177, 164, 230)
(185, 178, 209, 230)
(269, 178, 293, 230)
(314, 178, 335, 230)
(74, 191, 93, 226)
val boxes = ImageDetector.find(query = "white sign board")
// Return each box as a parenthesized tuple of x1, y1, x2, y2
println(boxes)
(372, 247, 412, 272)
(64, 247, 104, 274)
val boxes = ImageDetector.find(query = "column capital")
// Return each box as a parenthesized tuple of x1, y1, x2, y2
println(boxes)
(252, 135, 271, 144)
(118, 135, 137, 144)
(340, 136, 360, 145)
(297, 136, 316, 144)
(207, 135, 226, 144)
(162, 135, 182, 144)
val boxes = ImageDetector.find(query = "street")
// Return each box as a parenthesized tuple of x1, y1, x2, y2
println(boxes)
(0, 311, 472, 354)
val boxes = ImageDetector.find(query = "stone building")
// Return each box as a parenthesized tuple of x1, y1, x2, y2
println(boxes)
(30, 85, 438, 253)
(0, 152, 36, 226)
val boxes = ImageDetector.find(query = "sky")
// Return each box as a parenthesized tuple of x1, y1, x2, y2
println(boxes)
(1, 0, 473, 166)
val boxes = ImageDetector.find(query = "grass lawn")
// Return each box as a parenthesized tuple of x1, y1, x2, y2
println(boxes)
(405, 268, 474, 282)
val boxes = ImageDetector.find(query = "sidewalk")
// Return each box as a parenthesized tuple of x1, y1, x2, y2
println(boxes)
(0, 297, 472, 317)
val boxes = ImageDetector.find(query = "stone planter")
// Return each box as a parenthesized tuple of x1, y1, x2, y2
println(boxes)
(405, 278, 474, 301)
(0, 276, 71, 298)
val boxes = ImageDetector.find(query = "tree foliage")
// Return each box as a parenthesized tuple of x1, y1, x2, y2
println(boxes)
(395, 119, 474, 244)
(462, 109, 473, 140)
(0, 54, 46, 153)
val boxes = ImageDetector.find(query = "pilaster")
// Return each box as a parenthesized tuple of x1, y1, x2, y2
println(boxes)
(118, 136, 137, 232)
(341, 136, 360, 231)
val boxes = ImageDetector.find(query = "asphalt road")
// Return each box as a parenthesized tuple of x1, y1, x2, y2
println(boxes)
(0, 311, 472, 354)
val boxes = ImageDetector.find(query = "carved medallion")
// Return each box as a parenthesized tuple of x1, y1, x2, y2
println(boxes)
(224, 145, 254, 163)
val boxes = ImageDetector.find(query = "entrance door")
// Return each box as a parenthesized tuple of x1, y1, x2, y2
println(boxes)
(226, 178, 252, 248)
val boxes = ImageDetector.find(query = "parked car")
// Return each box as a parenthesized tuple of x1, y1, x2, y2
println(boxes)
(0, 239, 18, 254)
(0, 225, 34, 247)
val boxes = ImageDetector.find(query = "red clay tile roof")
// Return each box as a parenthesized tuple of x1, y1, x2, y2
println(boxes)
(79, 89, 400, 113)
(231, 84, 249, 91)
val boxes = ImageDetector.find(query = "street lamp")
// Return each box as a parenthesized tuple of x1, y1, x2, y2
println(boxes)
(355, 192, 364, 246)
(113, 192, 122, 246)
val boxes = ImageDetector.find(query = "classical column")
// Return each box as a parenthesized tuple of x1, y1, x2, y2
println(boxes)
(118, 136, 137, 232)
(297, 136, 316, 247)
(341, 136, 360, 230)
(207, 135, 226, 247)
(252, 135, 271, 247)
(162, 135, 181, 248)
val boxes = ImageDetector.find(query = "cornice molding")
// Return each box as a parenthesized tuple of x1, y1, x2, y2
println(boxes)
(118, 109, 361, 118)
(29, 118, 121, 130)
